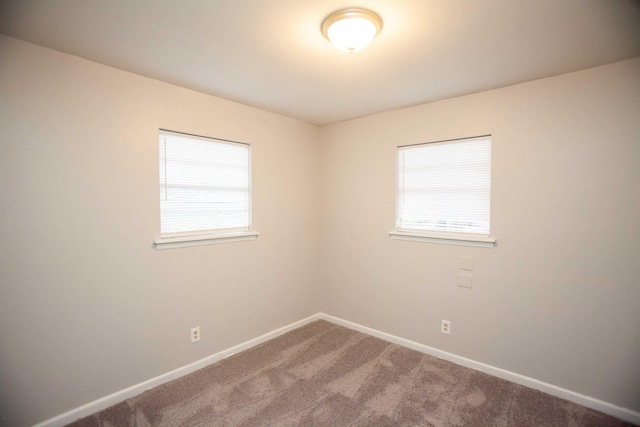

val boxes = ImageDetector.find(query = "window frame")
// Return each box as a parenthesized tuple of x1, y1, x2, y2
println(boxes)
(154, 129, 258, 250)
(390, 135, 496, 248)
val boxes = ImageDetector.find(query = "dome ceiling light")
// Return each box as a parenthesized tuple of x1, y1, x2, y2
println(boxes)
(321, 8, 383, 53)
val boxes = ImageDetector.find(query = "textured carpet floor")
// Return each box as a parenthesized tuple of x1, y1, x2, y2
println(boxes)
(68, 320, 634, 426)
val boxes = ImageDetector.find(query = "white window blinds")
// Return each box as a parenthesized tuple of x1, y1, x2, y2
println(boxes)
(159, 130, 250, 236)
(397, 136, 491, 235)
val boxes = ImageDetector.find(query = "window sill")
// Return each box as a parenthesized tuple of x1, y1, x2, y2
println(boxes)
(389, 230, 496, 248)
(154, 231, 259, 250)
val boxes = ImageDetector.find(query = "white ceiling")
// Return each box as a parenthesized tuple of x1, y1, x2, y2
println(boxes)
(1, 0, 639, 126)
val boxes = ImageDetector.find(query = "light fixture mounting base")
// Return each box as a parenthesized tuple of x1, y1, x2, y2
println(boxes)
(321, 8, 383, 41)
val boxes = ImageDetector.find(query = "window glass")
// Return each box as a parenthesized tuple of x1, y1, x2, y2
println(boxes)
(397, 136, 491, 236)
(159, 130, 251, 236)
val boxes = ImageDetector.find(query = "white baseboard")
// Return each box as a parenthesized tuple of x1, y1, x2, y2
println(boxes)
(318, 313, 640, 426)
(35, 312, 639, 426)
(34, 313, 322, 427)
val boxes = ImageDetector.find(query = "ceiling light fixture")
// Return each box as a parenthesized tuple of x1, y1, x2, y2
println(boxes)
(321, 8, 383, 53)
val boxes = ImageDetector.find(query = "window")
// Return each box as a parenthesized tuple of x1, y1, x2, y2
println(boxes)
(155, 130, 257, 249)
(390, 135, 495, 247)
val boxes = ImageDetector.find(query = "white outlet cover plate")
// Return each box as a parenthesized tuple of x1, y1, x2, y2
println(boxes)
(441, 320, 451, 334)
(191, 327, 200, 343)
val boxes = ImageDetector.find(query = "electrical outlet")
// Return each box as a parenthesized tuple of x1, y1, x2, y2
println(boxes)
(441, 320, 451, 335)
(191, 327, 200, 343)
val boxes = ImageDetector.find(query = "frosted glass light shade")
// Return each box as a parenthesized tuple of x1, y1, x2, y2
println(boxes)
(322, 9, 382, 53)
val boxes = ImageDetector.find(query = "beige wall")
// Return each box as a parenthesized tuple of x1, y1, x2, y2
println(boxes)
(319, 57, 640, 412)
(2, 34, 639, 426)
(0, 36, 321, 426)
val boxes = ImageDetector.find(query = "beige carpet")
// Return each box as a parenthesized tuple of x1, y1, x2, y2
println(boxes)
(68, 320, 634, 426)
